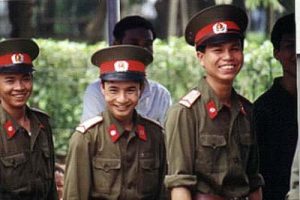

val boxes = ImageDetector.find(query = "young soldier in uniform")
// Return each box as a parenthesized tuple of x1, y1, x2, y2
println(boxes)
(0, 39, 57, 199)
(81, 16, 171, 124)
(64, 45, 166, 200)
(164, 5, 264, 200)
(253, 13, 297, 200)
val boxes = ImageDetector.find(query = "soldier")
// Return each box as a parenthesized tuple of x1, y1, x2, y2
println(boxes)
(64, 45, 166, 200)
(0, 38, 57, 199)
(81, 15, 172, 125)
(164, 5, 264, 200)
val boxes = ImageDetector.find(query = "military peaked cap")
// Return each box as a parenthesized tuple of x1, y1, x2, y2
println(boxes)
(0, 38, 39, 73)
(185, 4, 248, 48)
(91, 45, 153, 81)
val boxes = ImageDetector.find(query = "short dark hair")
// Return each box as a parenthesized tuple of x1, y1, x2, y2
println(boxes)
(113, 15, 156, 42)
(271, 13, 295, 50)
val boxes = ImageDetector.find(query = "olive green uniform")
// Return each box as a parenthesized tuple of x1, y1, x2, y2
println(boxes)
(64, 109, 166, 200)
(0, 105, 57, 200)
(164, 78, 264, 198)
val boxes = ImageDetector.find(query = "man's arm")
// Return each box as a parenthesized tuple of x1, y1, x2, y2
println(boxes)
(81, 81, 105, 122)
(171, 187, 192, 200)
(63, 132, 91, 200)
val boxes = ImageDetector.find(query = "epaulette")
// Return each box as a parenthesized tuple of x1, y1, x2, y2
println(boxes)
(76, 116, 103, 134)
(141, 116, 163, 129)
(179, 89, 201, 108)
(30, 107, 49, 117)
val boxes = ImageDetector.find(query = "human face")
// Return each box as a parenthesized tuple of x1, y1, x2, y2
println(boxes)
(120, 28, 154, 53)
(101, 81, 141, 122)
(197, 39, 243, 85)
(0, 73, 33, 111)
(274, 33, 296, 78)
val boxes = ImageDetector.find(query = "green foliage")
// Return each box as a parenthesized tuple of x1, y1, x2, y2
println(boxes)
(30, 38, 281, 154)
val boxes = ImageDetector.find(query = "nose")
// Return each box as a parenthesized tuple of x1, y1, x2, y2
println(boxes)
(116, 91, 128, 103)
(223, 50, 233, 60)
(14, 80, 25, 90)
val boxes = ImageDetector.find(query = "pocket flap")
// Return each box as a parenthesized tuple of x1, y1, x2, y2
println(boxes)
(0, 153, 27, 168)
(200, 135, 226, 148)
(93, 158, 121, 172)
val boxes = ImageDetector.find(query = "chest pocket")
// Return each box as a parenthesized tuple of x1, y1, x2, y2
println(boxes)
(138, 157, 160, 196)
(0, 152, 29, 189)
(92, 158, 121, 194)
(196, 134, 227, 173)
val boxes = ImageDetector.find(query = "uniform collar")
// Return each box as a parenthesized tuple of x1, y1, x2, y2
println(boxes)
(104, 109, 147, 143)
(198, 77, 247, 119)
(0, 105, 45, 139)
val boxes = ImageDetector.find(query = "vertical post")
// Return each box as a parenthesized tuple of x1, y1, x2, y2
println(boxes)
(106, 0, 120, 45)
(296, 1, 300, 197)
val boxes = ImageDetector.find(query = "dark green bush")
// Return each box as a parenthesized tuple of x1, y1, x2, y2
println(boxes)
(30, 38, 281, 154)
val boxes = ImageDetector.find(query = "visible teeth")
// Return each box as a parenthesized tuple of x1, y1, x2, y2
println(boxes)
(220, 65, 234, 69)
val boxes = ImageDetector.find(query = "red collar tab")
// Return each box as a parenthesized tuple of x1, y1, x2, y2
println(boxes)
(206, 100, 218, 119)
(195, 21, 240, 46)
(136, 125, 147, 141)
(100, 60, 145, 74)
(4, 120, 16, 139)
(39, 123, 45, 129)
(0, 53, 32, 67)
(108, 124, 121, 143)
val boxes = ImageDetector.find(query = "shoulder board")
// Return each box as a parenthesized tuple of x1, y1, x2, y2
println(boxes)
(179, 89, 201, 108)
(141, 116, 163, 129)
(30, 107, 49, 117)
(76, 116, 103, 134)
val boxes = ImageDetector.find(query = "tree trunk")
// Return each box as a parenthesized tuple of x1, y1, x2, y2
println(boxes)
(8, 0, 34, 37)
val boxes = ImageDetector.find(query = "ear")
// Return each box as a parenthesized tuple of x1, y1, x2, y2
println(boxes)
(100, 82, 105, 95)
(139, 83, 145, 98)
(273, 48, 280, 60)
(196, 51, 205, 67)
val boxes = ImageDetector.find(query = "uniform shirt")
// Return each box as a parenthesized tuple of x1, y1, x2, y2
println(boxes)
(164, 78, 264, 198)
(81, 79, 172, 124)
(64, 109, 166, 200)
(0, 105, 57, 200)
(253, 77, 298, 200)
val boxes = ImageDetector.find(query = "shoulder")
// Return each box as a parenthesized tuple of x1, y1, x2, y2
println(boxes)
(140, 115, 163, 130)
(179, 89, 201, 108)
(148, 80, 171, 96)
(30, 107, 50, 118)
(85, 79, 101, 93)
(75, 115, 103, 134)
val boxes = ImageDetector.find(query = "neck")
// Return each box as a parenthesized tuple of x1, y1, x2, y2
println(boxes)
(1, 103, 26, 121)
(206, 78, 233, 107)
(281, 75, 297, 96)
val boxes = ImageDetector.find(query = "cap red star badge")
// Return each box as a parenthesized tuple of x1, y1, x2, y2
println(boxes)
(108, 124, 121, 142)
(136, 125, 147, 141)
(213, 22, 227, 34)
(4, 120, 16, 139)
(206, 100, 218, 119)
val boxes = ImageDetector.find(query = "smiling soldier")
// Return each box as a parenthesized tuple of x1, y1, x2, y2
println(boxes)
(164, 5, 264, 200)
(0, 38, 57, 200)
(63, 45, 166, 200)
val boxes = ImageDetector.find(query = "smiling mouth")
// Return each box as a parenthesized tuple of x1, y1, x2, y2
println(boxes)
(219, 64, 235, 69)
